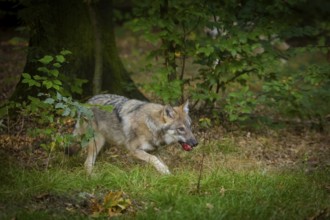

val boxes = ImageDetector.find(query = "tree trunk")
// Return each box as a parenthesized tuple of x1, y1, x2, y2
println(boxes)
(11, 0, 145, 101)
(160, 0, 177, 82)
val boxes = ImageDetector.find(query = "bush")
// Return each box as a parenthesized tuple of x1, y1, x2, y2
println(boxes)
(0, 51, 92, 152)
(128, 0, 329, 127)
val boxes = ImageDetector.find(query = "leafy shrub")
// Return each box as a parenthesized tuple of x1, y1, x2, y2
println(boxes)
(260, 51, 330, 128)
(128, 0, 279, 111)
(144, 67, 183, 104)
(128, 0, 329, 127)
(224, 86, 257, 122)
(22, 50, 87, 96)
(1, 51, 93, 152)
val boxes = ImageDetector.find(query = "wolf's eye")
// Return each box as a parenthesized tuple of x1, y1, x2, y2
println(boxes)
(177, 127, 185, 132)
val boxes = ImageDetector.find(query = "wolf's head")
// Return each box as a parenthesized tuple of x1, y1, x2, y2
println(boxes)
(162, 101, 198, 151)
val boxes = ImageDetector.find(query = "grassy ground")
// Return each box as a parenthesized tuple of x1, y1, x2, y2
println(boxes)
(0, 27, 329, 219)
(0, 128, 329, 219)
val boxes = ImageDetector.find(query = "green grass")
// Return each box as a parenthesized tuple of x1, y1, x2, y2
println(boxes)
(0, 148, 329, 220)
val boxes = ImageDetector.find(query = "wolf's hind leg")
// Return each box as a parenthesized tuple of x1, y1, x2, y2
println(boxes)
(131, 149, 171, 175)
(84, 133, 105, 174)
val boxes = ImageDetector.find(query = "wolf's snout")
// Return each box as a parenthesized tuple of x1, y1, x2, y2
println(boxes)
(188, 138, 198, 147)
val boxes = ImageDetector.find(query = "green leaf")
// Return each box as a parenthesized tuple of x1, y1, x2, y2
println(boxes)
(55, 102, 66, 109)
(196, 45, 214, 56)
(62, 96, 68, 102)
(49, 69, 59, 77)
(44, 98, 55, 104)
(53, 79, 62, 85)
(70, 108, 77, 117)
(37, 67, 49, 73)
(99, 105, 114, 113)
(22, 79, 41, 87)
(53, 84, 61, 91)
(42, 81, 53, 89)
(53, 63, 62, 68)
(35, 82, 41, 87)
(22, 73, 31, 79)
(22, 78, 30, 85)
(229, 114, 238, 121)
(43, 128, 53, 135)
(56, 92, 62, 101)
(62, 107, 71, 116)
(33, 75, 46, 80)
(39, 55, 54, 64)
(60, 50, 72, 55)
(56, 55, 65, 63)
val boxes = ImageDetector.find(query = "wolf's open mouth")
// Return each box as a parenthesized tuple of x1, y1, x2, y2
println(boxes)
(179, 142, 193, 151)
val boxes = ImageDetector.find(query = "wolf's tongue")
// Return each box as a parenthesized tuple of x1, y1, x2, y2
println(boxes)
(181, 143, 193, 151)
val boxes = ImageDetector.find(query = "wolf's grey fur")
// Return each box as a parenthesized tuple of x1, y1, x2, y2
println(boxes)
(74, 94, 198, 175)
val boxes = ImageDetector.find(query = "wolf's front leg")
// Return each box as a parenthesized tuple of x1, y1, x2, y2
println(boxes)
(132, 149, 171, 175)
(84, 133, 105, 175)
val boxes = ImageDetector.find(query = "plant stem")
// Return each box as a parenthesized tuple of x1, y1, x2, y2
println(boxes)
(197, 149, 205, 194)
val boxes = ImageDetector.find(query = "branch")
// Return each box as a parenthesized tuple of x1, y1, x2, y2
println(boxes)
(223, 68, 257, 86)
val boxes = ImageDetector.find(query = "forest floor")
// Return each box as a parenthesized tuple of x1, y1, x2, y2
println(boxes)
(0, 27, 329, 219)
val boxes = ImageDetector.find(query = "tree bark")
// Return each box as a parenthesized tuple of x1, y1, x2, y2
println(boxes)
(87, 2, 103, 95)
(160, 0, 177, 82)
(11, 0, 145, 101)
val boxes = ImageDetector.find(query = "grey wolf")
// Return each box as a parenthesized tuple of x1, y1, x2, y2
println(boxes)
(74, 94, 198, 174)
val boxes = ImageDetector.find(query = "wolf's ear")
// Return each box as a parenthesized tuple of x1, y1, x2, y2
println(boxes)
(181, 100, 189, 114)
(163, 105, 176, 120)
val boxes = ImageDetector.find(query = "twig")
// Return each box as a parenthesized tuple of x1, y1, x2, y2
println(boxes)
(6, 106, 10, 134)
(16, 115, 25, 137)
(196, 151, 205, 194)
(45, 145, 53, 171)
(224, 68, 257, 85)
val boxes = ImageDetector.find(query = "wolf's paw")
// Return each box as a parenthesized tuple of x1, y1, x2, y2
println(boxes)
(155, 163, 171, 175)
(84, 162, 94, 175)
(162, 169, 172, 175)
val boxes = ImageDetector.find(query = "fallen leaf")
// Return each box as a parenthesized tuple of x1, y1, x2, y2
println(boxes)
(88, 191, 132, 217)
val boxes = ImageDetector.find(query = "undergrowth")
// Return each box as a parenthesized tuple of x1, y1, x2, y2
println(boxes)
(0, 136, 329, 219)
